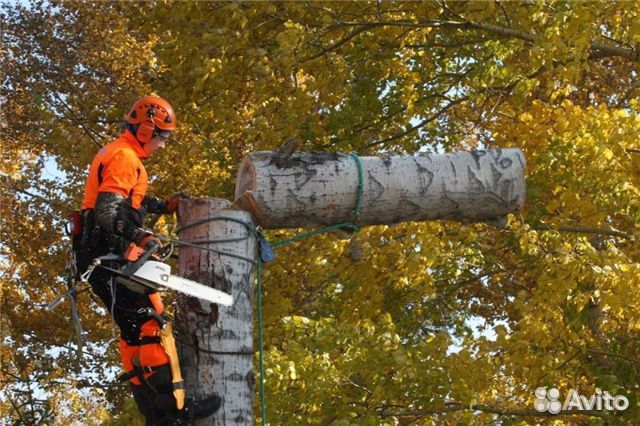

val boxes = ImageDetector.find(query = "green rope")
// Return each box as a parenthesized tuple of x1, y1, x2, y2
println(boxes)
(165, 152, 364, 426)
(161, 216, 256, 263)
(271, 222, 358, 248)
(177, 215, 254, 239)
(271, 153, 364, 248)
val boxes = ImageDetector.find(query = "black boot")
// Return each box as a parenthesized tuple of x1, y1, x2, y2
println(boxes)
(192, 394, 223, 419)
(131, 364, 222, 425)
(177, 394, 223, 423)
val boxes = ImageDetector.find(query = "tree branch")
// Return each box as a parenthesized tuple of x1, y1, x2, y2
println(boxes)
(1, 175, 64, 212)
(533, 224, 633, 240)
(404, 38, 492, 49)
(536, 349, 582, 382)
(361, 96, 469, 151)
(583, 346, 640, 367)
(301, 25, 373, 63)
(496, 0, 512, 28)
(52, 93, 104, 149)
(320, 19, 640, 63)
(382, 401, 619, 420)
(323, 90, 455, 149)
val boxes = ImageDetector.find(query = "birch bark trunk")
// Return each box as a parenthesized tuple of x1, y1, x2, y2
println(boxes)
(175, 198, 256, 426)
(235, 149, 526, 229)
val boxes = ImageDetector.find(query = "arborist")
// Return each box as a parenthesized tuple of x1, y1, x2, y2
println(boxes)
(77, 95, 221, 425)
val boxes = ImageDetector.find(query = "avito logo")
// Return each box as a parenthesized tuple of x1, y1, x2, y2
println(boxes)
(534, 387, 629, 414)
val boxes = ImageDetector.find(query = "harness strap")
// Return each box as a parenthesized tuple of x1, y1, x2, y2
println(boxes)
(117, 364, 162, 383)
(139, 336, 161, 345)
(116, 335, 161, 386)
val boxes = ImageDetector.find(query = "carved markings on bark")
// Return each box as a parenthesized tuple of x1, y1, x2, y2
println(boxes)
(176, 198, 256, 426)
(235, 149, 526, 229)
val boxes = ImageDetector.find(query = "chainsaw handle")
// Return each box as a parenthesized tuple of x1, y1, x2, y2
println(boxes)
(121, 244, 160, 277)
(138, 307, 167, 329)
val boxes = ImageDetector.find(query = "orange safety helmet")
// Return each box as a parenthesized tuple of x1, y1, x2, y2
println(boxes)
(127, 96, 176, 144)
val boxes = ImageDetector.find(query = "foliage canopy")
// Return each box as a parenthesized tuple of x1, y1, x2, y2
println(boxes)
(2, 1, 640, 425)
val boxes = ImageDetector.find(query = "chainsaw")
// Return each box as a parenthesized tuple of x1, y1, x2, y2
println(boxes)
(47, 242, 233, 312)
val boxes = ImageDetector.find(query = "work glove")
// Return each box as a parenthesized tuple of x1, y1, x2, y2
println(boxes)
(164, 192, 189, 214)
(137, 232, 163, 250)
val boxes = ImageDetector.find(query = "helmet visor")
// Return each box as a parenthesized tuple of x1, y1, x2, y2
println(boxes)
(153, 129, 171, 140)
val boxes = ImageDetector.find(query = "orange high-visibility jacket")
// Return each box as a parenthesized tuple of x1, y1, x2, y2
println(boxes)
(82, 131, 148, 210)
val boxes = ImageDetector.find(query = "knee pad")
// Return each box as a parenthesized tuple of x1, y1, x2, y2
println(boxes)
(120, 340, 142, 386)
(139, 319, 170, 368)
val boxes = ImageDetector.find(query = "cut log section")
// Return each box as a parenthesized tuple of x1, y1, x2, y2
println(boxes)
(235, 149, 526, 229)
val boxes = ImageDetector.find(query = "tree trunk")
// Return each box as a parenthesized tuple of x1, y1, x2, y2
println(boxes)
(175, 198, 256, 426)
(235, 149, 526, 229)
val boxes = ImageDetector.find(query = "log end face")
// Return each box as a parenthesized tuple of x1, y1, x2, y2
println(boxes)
(235, 155, 268, 226)
(235, 155, 257, 200)
(233, 191, 268, 228)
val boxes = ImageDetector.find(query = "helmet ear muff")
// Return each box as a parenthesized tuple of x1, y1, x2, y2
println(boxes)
(137, 121, 155, 144)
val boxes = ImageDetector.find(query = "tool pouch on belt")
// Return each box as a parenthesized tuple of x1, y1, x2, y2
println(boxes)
(72, 209, 97, 276)
(67, 211, 84, 249)
(160, 321, 186, 410)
